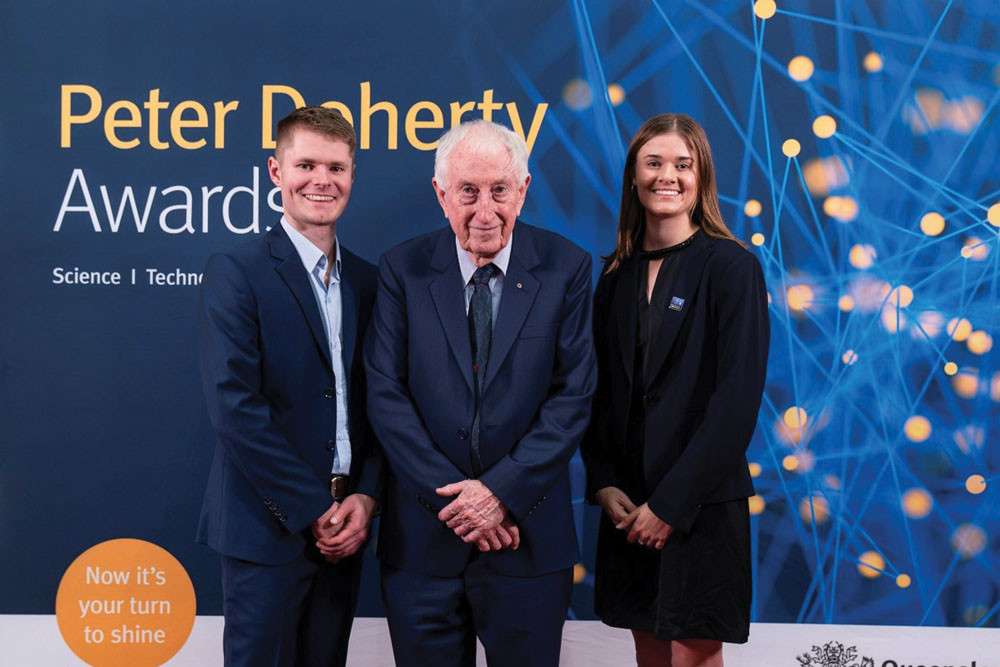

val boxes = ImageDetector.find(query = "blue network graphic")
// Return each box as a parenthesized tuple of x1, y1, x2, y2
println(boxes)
(475, 0, 1000, 626)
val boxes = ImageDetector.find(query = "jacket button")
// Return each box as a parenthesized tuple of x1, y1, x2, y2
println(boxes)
(326, 440, 336, 451)
(323, 388, 335, 399)
(457, 428, 469, 440)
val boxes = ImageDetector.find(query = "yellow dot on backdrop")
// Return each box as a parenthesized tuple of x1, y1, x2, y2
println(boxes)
(904, 415, 932, 442)
(786, 284, 813, 311)
(965, 605, 989, 626)
(839, 295, 855, 311)
(799, 495, 830, 524)
(813, 115, 837, 138)
(962, 237, 989, 260)
(920, 212, 945, 236)
(824, 196, 859, 222)
(782, 454, 799, 471)
(607, 83, 625, 107)
(896, 573, 912, 588)
(783, 406, 808, 429)
(857, 550, 885, 578)
(967, 330, 993, 355)
(753, 0, 776, 19)
(863, 52, 884, 73)
(748, 495, 766, 514)
(842, 349, 858, 365)
(748, 462, 762, 477)
(887, 285, 914, 308)
(562, 79, 593, 111)
(955, 425, 986, 453)
(901, 487, 933, 519)
(951, 370, 978, 399)
(848, 244, 876, 269)
(951, 523, 986, 559)
(55, 538, 196, 667)
(992, 372, 1000, 402)
(947, 318, 973, 341)
(782, 138, 801, 157)
(966, 474, 987, 495)
(788, 56, 815, 82)
(944, 362, 958, 375)
(988, 203, 1000, 227)
(824, 474, 842, 490)
(751, 233, 765, 246)
(572, 563, 587, 584)
(745, 199, 762, 217)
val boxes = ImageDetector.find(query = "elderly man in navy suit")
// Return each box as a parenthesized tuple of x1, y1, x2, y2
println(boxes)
(197, 106, 380, 667)
(365, 120, 597, 667)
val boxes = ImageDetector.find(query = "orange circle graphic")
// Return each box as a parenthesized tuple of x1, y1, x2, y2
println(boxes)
(55, 538, 196, 667)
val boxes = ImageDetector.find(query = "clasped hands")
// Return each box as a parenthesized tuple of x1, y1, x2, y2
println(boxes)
(595, 487, 674, 550)
(311, 493, 378, 563)
(436, 480, 520, 553)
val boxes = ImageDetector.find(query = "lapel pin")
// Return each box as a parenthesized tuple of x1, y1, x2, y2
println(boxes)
(669, 296, 685, 311)
(516, 282, 523, 289)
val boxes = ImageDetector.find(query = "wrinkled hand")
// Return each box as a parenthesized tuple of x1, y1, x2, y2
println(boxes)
(595, 487, 637, 524)
(314, 494, 378, 562)
(437, 480, 517, 551)
(618, 503, 673, 550)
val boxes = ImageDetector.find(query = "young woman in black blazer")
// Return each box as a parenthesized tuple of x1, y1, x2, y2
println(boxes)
(582, 114, 769, 667)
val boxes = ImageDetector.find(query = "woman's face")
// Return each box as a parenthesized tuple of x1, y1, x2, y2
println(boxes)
(632, 132, 699, 227)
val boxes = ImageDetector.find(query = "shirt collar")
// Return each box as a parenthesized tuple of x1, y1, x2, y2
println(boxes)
(455, 229, 513, 285)
(281, 217, 341, 284)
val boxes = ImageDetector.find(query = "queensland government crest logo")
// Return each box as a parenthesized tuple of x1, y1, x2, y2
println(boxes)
(797, 641, 875, 667)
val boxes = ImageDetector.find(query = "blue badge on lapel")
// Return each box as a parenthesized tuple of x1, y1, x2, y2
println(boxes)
(669, 296, 685, 311)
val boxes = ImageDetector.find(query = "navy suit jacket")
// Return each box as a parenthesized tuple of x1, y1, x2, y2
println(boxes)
(365, 222, 597, 577)
(582, 231, 769, 532)
(197, 224, 380, 565)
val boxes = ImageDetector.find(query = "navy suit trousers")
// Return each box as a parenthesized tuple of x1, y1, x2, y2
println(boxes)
(221, 549, 362, 667)
(381, 557, 573, 667)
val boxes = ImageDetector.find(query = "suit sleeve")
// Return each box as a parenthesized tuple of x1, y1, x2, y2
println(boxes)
(477, 251, 598, 521)
(198, 253, 331, 534)
(579, 268, 624, 502)
(364, 253, 467, 510)
(646, 250, 769, 531)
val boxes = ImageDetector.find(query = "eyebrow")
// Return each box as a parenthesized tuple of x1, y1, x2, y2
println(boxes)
(641, 153, 692, 161)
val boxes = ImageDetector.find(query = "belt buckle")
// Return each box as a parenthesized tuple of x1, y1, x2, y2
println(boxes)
(330, 474, 350, 501)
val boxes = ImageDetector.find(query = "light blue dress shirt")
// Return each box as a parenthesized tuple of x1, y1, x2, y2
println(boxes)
(455, 230, 513, 326)
(281, 218, 352, 475)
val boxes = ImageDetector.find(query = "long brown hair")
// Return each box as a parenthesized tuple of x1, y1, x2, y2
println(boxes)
(604, 113, 741, 272)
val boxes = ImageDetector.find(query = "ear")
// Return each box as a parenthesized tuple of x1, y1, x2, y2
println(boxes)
(432, 178, 448, 218)
(515, 173, 531, 215)
(267, 155, 281, 187)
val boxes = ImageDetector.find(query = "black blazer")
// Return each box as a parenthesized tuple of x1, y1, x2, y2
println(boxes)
(582, 231, 769, 532)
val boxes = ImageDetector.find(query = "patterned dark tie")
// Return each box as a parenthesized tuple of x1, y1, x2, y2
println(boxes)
(468, 263, 498, 474)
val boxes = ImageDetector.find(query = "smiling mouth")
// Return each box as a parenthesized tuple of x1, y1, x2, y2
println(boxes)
(652, 189, 681, 196)
(303, 194, 335, 202)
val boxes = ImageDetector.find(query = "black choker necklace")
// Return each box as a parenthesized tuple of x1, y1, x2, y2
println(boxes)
(637, 230, 699, 259)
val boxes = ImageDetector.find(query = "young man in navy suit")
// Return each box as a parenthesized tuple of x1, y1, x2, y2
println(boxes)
(365, 120, 597, 667)
(197, 106, 380, 667)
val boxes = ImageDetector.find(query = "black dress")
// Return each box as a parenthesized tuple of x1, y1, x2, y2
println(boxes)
(592, 237, 752, 643)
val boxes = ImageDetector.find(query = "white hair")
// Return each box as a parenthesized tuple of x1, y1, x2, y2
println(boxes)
(433, 120, 529, 189)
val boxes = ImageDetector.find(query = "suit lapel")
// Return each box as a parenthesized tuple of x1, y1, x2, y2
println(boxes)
(429, 230, 475, 393)
(270, 226, 332, 370)
(644, 231, 711, 387)
(484, 226, 539, 392)
(614, 255, 639, 386)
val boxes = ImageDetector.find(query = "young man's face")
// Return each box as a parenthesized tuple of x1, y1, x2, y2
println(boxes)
(268, 128, 355, 233)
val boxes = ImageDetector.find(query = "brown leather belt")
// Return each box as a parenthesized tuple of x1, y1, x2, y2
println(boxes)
(330, 474, 350, 501)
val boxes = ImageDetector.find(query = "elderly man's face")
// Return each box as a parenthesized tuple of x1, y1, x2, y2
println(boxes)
(433, 143, 529, 265)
